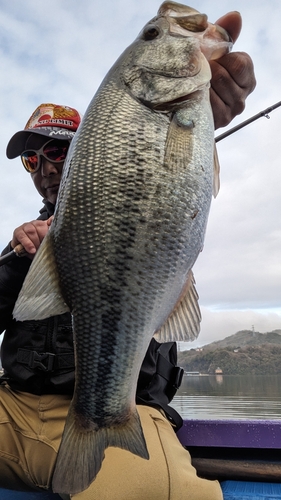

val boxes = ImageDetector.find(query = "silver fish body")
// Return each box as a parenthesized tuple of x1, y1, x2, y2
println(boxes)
(14, 2, 231, 494)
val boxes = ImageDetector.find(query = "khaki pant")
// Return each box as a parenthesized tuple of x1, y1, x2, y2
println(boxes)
(0, 384, 222, 500)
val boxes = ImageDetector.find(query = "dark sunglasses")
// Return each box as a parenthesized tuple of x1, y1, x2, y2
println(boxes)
(21, 139, 70, 173)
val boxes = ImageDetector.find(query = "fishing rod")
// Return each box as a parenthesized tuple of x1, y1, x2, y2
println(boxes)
(0, 244, 27, 266)
(1, 101, 281, 267)
(215, 100, 281, 143)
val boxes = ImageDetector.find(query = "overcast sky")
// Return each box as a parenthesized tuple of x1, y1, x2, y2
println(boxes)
(0, 0, 280, 348)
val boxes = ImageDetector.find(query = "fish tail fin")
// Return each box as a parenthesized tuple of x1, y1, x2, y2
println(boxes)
(52, 406, 149, 495)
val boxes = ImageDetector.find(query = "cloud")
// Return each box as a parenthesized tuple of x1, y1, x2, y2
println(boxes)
(193, 111, 281, 312)
(180, 307, 281, 350)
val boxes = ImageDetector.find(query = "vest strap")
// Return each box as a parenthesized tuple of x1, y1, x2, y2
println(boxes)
(17, 348, 75, 372)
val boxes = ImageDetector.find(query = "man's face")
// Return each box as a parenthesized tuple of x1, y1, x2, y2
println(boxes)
(23, 134, 69, 205)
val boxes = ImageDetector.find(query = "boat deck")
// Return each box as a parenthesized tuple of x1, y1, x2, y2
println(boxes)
(1, 481, 281, 500)
(1, 419, 281, 499)
(177, 419, 281, 483)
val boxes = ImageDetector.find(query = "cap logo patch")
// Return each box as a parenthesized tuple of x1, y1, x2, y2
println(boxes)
(25, 104, 81, 132)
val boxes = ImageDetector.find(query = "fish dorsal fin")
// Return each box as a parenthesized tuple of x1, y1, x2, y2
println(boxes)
(154, 270, 201, 342)
(213, 142, 220, 198)
(13, 232, 70, 322)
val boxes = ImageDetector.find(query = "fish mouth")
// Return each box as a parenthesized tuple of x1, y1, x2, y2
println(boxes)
(140, 63, 202, 80)
(151, 88, 204, 111)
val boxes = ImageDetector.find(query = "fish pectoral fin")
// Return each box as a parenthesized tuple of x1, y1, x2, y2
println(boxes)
(164, 110, 194, 172)
(154, 270, 201, 342)
(213, 143, 220, 198)
(13, 232, 69, 322)
(52, 406, 149, 495)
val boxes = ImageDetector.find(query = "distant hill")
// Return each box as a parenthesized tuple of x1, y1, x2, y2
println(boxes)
(178, 330, 281, 375)
(198, 329, 281, 351)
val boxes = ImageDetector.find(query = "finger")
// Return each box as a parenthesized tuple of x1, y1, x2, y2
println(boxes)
(47, 216, 54, 227)
(210, 56, 248, 129)
(210, 86, 238, 129)
(215, 11, 242, 43)
(11, 228, 38, 255)
(211, 52, 256, 95)
(11, 221, 49, 255)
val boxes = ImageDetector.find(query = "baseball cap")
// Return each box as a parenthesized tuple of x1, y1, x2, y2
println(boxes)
(6, 103, 82, 159)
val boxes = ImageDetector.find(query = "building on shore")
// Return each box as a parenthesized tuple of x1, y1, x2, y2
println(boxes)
(215, 367, 223, 374)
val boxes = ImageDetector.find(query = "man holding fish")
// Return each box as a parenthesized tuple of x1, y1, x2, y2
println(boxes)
(0, 3, 255, 499)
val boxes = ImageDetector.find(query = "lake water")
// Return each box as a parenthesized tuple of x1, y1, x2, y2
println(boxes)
(170, 374, 281, 420)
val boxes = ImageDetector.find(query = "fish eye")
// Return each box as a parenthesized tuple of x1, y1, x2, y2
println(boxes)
(143, 25, 160, 41)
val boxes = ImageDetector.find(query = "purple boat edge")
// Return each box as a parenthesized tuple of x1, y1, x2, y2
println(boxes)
(177, 419, 281, 449)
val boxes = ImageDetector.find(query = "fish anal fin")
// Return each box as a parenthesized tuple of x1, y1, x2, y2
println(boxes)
(155, 270, 201, 342)
(13, 232, 69, 321)
(52, 406, 149, 495)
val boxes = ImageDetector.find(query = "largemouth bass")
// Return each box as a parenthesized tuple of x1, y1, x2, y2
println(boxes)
(14, 1, 232, 494)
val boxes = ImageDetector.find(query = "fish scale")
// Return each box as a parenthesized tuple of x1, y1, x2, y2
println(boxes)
(13, 1, 232, 494)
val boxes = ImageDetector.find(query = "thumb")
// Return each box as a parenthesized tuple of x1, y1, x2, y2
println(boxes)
(215, 11, 242, 43)
(47, 216, 54, 227)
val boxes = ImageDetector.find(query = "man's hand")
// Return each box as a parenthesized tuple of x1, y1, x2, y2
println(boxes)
(11, 218, 52, 259)
(210, 11, 256, 129)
